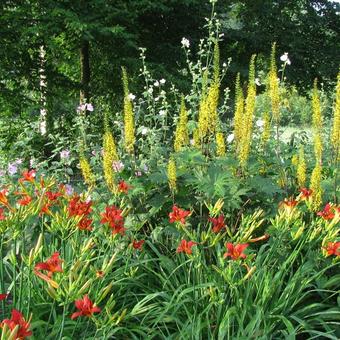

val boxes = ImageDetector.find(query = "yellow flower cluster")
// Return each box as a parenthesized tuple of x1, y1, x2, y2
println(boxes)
(261, 111, 271, 146)
(331, 70, 340, 160)
(122, 67, 135, 154)
(167, 157, 177, 193)
(312, 79, 323, 163)
(233, 73, 244, 148)
(103, 131, 119, 192)
(174, 96, 189, 152)
(310, 163, 322, 211)
(268, 43, 280, 124)
(297, 146, 306, 188)
(238, 54, 256, 168)
(195, 41, 220, 146)
(215, 131, 226, 157)
(79, 156, 95, 187)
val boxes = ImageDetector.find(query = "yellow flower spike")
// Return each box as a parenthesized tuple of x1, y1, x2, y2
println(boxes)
(261, 111, 271, 146)
(239, 54, 256, 168)
(312, 78, 323, 163)
(216, 131, 226, 157)
(331, 70, 340, 160)
(103, 130, 119, 192)
(174, 96, 189, 152)
(234, 72, 244, 147)
(79, 156, 95, 187)
(122, 67, 135, 154)
(167, 156, 177, 193)
(269, 43, 280, 124)
(310, 163, 323, 211)
(297, 146, 307, 188)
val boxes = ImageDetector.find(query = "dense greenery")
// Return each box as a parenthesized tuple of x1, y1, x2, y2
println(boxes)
(0, 1, 339, 339)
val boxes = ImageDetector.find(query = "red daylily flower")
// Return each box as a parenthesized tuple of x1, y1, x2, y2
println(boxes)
(39, 202, 52, 216)
(0, 309, 32, 339)
(132, 240, 145, 250)
(317, 203, 335, 220)
(323, 242, 340, 257)
(117, 180, 132, 194)
(71, 295, 101, 320)
(35, 252, 63, 278)
(224, 243, 249, 260)
(280, 198, 298, 209)
(176, 240, 197, 255)
(0, 293, 7, 301)
(0, 189, 9, 207)
(45, 191, 62, 202)
(68, 195, 92, 217)
(0, 208, 5, 221)
(19, 170, 36, 183)
(169, 205, 190, 225)
(299, 188, 313, 200)
(209, 214, 225, 233)
(18, 195, 32, 206)
(78, 217, 93, 231)
(100, 205, 125, 235)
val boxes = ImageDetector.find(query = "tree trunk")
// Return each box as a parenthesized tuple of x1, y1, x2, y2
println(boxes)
(80, 40, 90, 104)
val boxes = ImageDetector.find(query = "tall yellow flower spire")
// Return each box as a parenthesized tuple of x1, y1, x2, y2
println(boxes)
(238, 54, 256, 168)
(234, 72, 244, 148)
(167, 156, 177, 194)
(268, 43, 280, 125)
(174, 96, 189, 152)
(312, 79, 323, 164)
(331, 69, 340, 160)
(297, 146, 306, 188)
(122, 67, 135, 154)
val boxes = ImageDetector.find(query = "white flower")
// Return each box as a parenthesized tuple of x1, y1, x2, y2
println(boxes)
(159, 110, 166, 116)
(128, 93, 136, 101)
(147, 88, 153, 94)
(223, 62, 227, 68)
(155, 97, 160, 102)
(141, 127, 148, 135)
(112, 161, 124, 172)
(255, 78, 261, 86)
(256, 119, 265, 127)
(280, 53, 288, 62)
(160, 78, 166, 84)
(227, 133, 234, 143)
(40, 120, 47, 135)
(60, 149, 70, 159)
(181, 37, 190, 48)
(280, 52, 291, 65)
(154, 80, 160, 87)
(190, 139, 195, 146)
(86, 103, 94, 112)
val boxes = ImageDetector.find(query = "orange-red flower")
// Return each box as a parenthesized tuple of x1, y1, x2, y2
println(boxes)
(35, 252, 63, 278)
(299, 188, 313, 200)
(19, 170, 36, 183)
(317, 203, 335, 220)
(280, 198, 298, 209)
(117, 180, 132, 194)
(45, 191, 62, 202)
(39, 202, 52, 216)
(68, 195, 92, 217)
(78, 217, 93, 231)
(0, 293, 7, 301)
(71, 295, 101, 320)
(132, 240, 145, 250)
(176, 240, 197, 255)
(18, 194, 32, 206)
(100, 205, 125, 235)
(0, 189, 9, 207)
(323, 242, 340, 257)
(0, 208, 5, 221)
(224, 243, 249, 260)
(209, 214, 225, 233)
(0, 309, 32, 339)
(169, 205, 190, 225)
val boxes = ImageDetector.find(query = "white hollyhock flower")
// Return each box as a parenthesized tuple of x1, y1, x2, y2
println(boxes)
(256, 119, 265, 127)
(280, 52, 291, 65)
(141, 127, 148, 135)
(159, 110, 166, 116)
(154, 80, 160, 87)
(160, 78, 166, 84)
